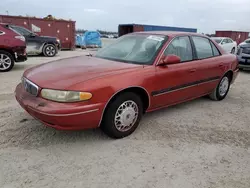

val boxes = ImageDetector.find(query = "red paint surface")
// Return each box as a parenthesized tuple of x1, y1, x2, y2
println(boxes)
(15, 32, 239, 130)
(0, 15, 75, 49)
(0, 23, 26, 60)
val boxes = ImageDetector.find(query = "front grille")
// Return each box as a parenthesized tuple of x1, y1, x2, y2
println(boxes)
(22, 77, 39, 96)
(242, 47, 250, 54)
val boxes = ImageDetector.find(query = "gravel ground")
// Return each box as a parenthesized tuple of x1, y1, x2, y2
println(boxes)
(0, 47, 250, 188)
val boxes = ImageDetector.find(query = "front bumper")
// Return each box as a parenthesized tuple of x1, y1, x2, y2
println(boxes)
(237, 53, 250, 69)
(56, 42, 61, 51)
(15, 83, 104, 130)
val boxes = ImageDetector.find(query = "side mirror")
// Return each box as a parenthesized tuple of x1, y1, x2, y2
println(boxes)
(29, 33, 37, 37)
(158, 55, 181, 66)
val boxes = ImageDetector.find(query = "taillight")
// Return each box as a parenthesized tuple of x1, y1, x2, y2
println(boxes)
(15, 36, 25, 42)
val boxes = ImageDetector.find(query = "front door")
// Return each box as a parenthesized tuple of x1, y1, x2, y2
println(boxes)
(221, 38, 231, 53)
(25, 34, 43, 55)
(151, 36, 200, 109)
(9, 25, 42, 55)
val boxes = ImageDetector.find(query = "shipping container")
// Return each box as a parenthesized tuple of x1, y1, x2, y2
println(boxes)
(0, 15, 75, 49)
(215, 30, 249, 44)
(118, 24, 197, 37)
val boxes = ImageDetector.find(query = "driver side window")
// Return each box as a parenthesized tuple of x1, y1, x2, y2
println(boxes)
(164, 36, 193, 62)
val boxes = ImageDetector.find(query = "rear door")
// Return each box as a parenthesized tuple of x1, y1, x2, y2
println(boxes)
(190, 36, 224, 95)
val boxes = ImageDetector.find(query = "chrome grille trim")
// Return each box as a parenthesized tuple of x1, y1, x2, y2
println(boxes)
(242, 47, 250, 55)
(22, 77, 39, 96)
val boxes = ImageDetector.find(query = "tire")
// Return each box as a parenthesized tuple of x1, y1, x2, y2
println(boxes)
(209, 74, 231, 101)
(43, 44, 57, 57)
(101, 92, 143, 139)
(0, 50, 15, 72)
(231, 47, 235, 54)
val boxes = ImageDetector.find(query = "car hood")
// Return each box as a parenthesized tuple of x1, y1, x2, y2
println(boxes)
(239, 42, 250, 48)
(24, 56, 142, 90)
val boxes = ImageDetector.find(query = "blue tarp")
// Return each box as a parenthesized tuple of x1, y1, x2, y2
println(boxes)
(75, 31, 102, 48)
(75, 34, 85, 47)
(84, 31, 102, 47)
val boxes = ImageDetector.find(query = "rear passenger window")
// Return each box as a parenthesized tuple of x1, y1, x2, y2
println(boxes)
(164, 36, 193, 62)
(192, 37, 213, 59)
(210, 41, 220, 56)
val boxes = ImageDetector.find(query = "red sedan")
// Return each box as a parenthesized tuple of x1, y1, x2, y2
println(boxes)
(15, 31, 239, 138)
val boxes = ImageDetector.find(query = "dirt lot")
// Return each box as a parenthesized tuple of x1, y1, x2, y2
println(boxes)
(0, 48, 250, 188)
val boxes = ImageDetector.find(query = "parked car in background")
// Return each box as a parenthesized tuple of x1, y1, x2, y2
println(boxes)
(237, 38, 250, 70)
(15, 32, 239, 138)
(211, 37, 237, 54)
(0, 23, 27, 72)
(4, 24, 61, 57)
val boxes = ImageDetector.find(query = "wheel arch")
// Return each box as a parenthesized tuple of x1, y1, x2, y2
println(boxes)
(98, 86, 151, 127)
(0, 48, 15, 60)
(224, 70, 233, 82)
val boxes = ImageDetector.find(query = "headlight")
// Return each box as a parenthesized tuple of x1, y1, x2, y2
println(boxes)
(41, 89, 92, 102)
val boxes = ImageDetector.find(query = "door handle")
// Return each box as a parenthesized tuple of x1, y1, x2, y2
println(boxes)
(189, 68, 197, 73)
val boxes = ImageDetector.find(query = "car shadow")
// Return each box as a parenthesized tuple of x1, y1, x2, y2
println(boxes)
(2, 97, 207, 149)
(4, 95, 248, 150)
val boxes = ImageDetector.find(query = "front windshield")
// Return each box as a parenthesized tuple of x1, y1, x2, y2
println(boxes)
(95, 34, 167, 65)
(212, 38, 222, 44)
(245, 39, 250, 43)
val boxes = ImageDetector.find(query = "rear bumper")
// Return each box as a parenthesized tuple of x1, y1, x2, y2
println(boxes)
(13, 46, 27, 62)
(15, 54, 27, 62)
(15, 83, 104, 130)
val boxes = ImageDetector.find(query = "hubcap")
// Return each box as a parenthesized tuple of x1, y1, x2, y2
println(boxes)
(114, 100, 139, 132)
(0, 54, 11, 70)
(219, 77, 229, 96)
(46, 46, 56, 56)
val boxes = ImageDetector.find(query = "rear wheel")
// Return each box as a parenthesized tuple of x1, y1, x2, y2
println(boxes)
(43, 44, 57, 57)
(209, 74, 230, 101)
(101, 92, 143, 139)
(0, 50, 14, 72)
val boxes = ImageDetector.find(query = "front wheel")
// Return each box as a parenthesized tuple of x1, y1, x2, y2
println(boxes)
(43, 44, 57, 57)
(0, 50, 15, 72)
(209, 74, 230, 101)
(101, 92, 143, 139)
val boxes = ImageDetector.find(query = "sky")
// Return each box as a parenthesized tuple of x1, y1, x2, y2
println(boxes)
(1, 0, 250, 33)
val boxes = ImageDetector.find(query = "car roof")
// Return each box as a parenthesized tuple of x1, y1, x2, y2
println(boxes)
(132, 31, 207, 37)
